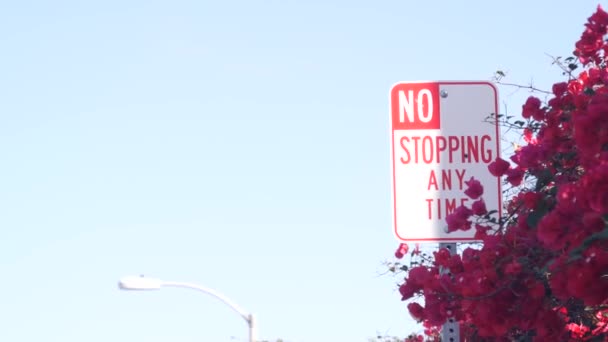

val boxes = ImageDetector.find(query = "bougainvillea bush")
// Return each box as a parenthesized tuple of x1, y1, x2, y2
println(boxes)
(395, 6, 608, 341)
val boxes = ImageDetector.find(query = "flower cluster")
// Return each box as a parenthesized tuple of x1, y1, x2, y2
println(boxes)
(395, 6, 608, 341)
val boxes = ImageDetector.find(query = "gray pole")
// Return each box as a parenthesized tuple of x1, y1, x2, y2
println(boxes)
(439, 242, 460, 342)
(248, 313, 256, 342)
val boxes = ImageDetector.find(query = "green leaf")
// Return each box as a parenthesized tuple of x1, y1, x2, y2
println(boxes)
(568, 228, 608, 262)
(584, 87, 595, 95)
(534, 169, 553, 191)
(526, 208, 547, 228)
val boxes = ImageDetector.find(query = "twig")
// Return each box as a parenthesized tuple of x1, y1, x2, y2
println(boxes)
(495, 81, 552, 95)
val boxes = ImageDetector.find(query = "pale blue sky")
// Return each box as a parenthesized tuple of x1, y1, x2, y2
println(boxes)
(0, 1, 600, 341)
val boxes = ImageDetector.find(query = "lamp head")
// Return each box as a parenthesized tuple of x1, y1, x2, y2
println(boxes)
(118, 276, 163, 290)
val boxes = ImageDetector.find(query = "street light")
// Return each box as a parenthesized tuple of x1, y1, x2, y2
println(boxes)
(118, 275, 256, 342)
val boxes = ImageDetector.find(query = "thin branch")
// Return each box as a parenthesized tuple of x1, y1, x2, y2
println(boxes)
(495, 81, 552, 95)
(545, 53, 578, 80)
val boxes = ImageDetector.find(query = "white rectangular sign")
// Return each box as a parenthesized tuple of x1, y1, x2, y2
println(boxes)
(390, 81, 501, 242)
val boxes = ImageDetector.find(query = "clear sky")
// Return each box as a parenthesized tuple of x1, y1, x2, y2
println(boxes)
(0, 1, 600, 341)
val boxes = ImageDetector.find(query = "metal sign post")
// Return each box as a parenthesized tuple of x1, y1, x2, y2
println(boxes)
(439, 242, 460, 342)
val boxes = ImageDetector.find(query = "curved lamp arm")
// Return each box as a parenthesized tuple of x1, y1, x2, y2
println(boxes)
(160, 281, 251, 323)
(118, 276, 256, 342)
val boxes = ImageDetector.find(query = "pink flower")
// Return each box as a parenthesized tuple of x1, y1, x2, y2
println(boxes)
(446, 205, 473, 231)
(474, 224, 491, 239)
(399, 282, 418, 300)
(581, 165, 608, 213)
(488, 157, 510, 176)
(522, 191, 542, 209)
(523, 128, 536, 144)
(395, 243, 409, 259)
(408, 302, 425, 321)
(552, 82, 568, 96)
(567, 323, 590, 339)
(504, 261, 523, 275)
(433, 247, 451, 267)
(536, 212, 567, 250)
(464, 177, 484, 199)
(522, 96, 543, 120)
(471, 199, 487, 215)
(506, 168, 525, 186)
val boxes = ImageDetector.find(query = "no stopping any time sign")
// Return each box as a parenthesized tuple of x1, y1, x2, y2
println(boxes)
(389, 81, 502, 242)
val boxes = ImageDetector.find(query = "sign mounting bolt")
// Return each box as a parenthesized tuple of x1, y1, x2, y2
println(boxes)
(440, 89, 448, 98)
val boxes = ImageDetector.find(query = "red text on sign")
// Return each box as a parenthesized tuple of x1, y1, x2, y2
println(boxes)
(391, 83, 440, 130)
(399, 134, 493, 164)
(427, 169, 467, 191)
(425, 197, 469, 220)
